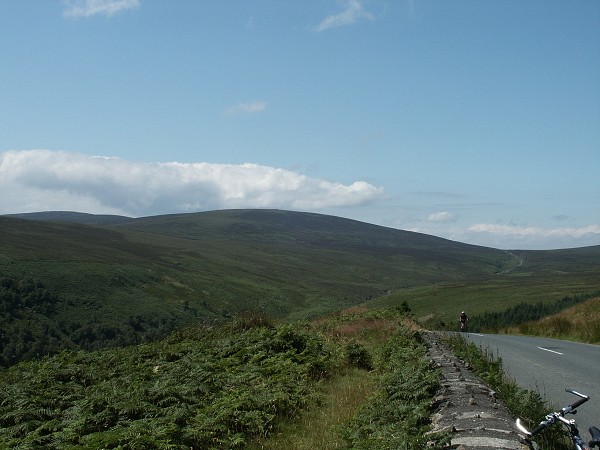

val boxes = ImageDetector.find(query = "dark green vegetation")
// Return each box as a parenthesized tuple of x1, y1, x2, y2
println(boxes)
(512, 296, 600, 343)
(0, 309, 447, 449)
(0, 276, 176, 366)
(1, 209, 599, 366)
(467, 291, 600, 334)
(446, 334, 571, 449)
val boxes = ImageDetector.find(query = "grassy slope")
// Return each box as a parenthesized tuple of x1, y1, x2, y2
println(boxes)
(1, 209, 598, 345)
(1, 210, 515, 322)
(361, 246, 600, 329)
(510, 296, 600, 343)
(0, 216, 193, 326)
(120, 209, 526, 318)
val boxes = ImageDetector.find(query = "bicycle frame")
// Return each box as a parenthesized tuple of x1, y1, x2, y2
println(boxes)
(516, 389, 600, 450)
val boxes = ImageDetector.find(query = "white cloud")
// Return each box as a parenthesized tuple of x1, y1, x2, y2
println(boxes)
(427, 211, 456, 223)
(0, 150, 384, 217)
(316, 0, 374, 32)
(224, 101, 267, 117)
(464, 223, 600, 249)
(63, 0, 140, 18)
(383, 213, 600, 250)
(468, 223, 600, 239)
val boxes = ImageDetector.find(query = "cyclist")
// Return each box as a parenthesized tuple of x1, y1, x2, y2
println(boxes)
(459, 311, 468, 332)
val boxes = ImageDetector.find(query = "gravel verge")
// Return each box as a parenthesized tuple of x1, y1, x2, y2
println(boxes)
(424, 332, 527, 450)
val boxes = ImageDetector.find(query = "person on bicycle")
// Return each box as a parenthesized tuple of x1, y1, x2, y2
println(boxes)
(459, 311, 468, 332)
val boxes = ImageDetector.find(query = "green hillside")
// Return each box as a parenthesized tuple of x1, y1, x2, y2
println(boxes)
(0, 309, 450, 449)
(1, 209, 598, 366)
(369, 246, 600, 329)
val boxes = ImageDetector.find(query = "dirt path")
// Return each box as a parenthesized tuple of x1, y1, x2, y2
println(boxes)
(424, 332, 527, 449)
(497, 251, 524, 275)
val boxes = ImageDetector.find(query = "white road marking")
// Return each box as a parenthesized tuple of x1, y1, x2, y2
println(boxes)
(470, 333, 485, 336)
(537, 346, 563, 355)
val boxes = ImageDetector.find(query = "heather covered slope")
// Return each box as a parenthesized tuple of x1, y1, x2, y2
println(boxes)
(1, 209, 518, 318)
(2, 209, 597, 366)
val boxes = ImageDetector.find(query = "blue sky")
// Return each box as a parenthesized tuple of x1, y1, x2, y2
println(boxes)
(1, 0, 599, 250)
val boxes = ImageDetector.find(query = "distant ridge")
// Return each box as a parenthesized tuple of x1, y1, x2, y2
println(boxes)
(4, 209, 495, 250)
(4, 211, 132, 225)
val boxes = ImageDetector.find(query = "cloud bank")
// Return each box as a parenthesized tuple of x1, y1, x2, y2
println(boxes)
(458, 223, 600, 250)
(316, 0, 374, 32)
(63, 0, 140, 18)
(468, 223, 600, 239)
(0, 150, 384, 217)
(403, 221, 600, 250)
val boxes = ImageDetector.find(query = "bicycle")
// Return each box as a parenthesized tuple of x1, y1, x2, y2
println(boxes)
(516, 389, 600, 449)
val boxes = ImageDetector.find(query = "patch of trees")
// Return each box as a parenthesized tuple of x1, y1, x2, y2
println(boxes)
(66, 314, 180, 351)
(0, 277, 181, 367)
(0, 277, 58, 315)
(0, 277, 67, 366)
(468, 291, 600, 333)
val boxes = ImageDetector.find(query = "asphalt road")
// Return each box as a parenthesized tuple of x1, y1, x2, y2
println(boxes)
(462, 333, 600, 440)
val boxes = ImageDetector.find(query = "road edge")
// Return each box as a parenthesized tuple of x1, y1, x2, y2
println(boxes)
(423, 332, 527, 450)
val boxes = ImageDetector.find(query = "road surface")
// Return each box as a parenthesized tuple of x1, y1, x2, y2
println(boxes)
(462, 333, 600, 440)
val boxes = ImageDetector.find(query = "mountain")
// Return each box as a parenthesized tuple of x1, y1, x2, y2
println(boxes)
(5, 211, 132, 225)
(1, 209, 515, 315)
(1, 209, 598, 366)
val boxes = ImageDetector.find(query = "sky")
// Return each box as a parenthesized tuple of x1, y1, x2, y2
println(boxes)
(1, 0, 599, 250)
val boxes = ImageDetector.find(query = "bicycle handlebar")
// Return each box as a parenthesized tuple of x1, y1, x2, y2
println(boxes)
(516, 389, 590, 438)
(566, 389, 589, 410)
(529, 421, 550, 436)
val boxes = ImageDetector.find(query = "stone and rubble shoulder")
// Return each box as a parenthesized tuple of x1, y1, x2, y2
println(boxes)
(423, 332, 528, 450)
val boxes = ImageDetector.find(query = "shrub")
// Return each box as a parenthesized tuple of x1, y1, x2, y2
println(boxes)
(0, 321, 340, 449)
(346, 342, 373, 370)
